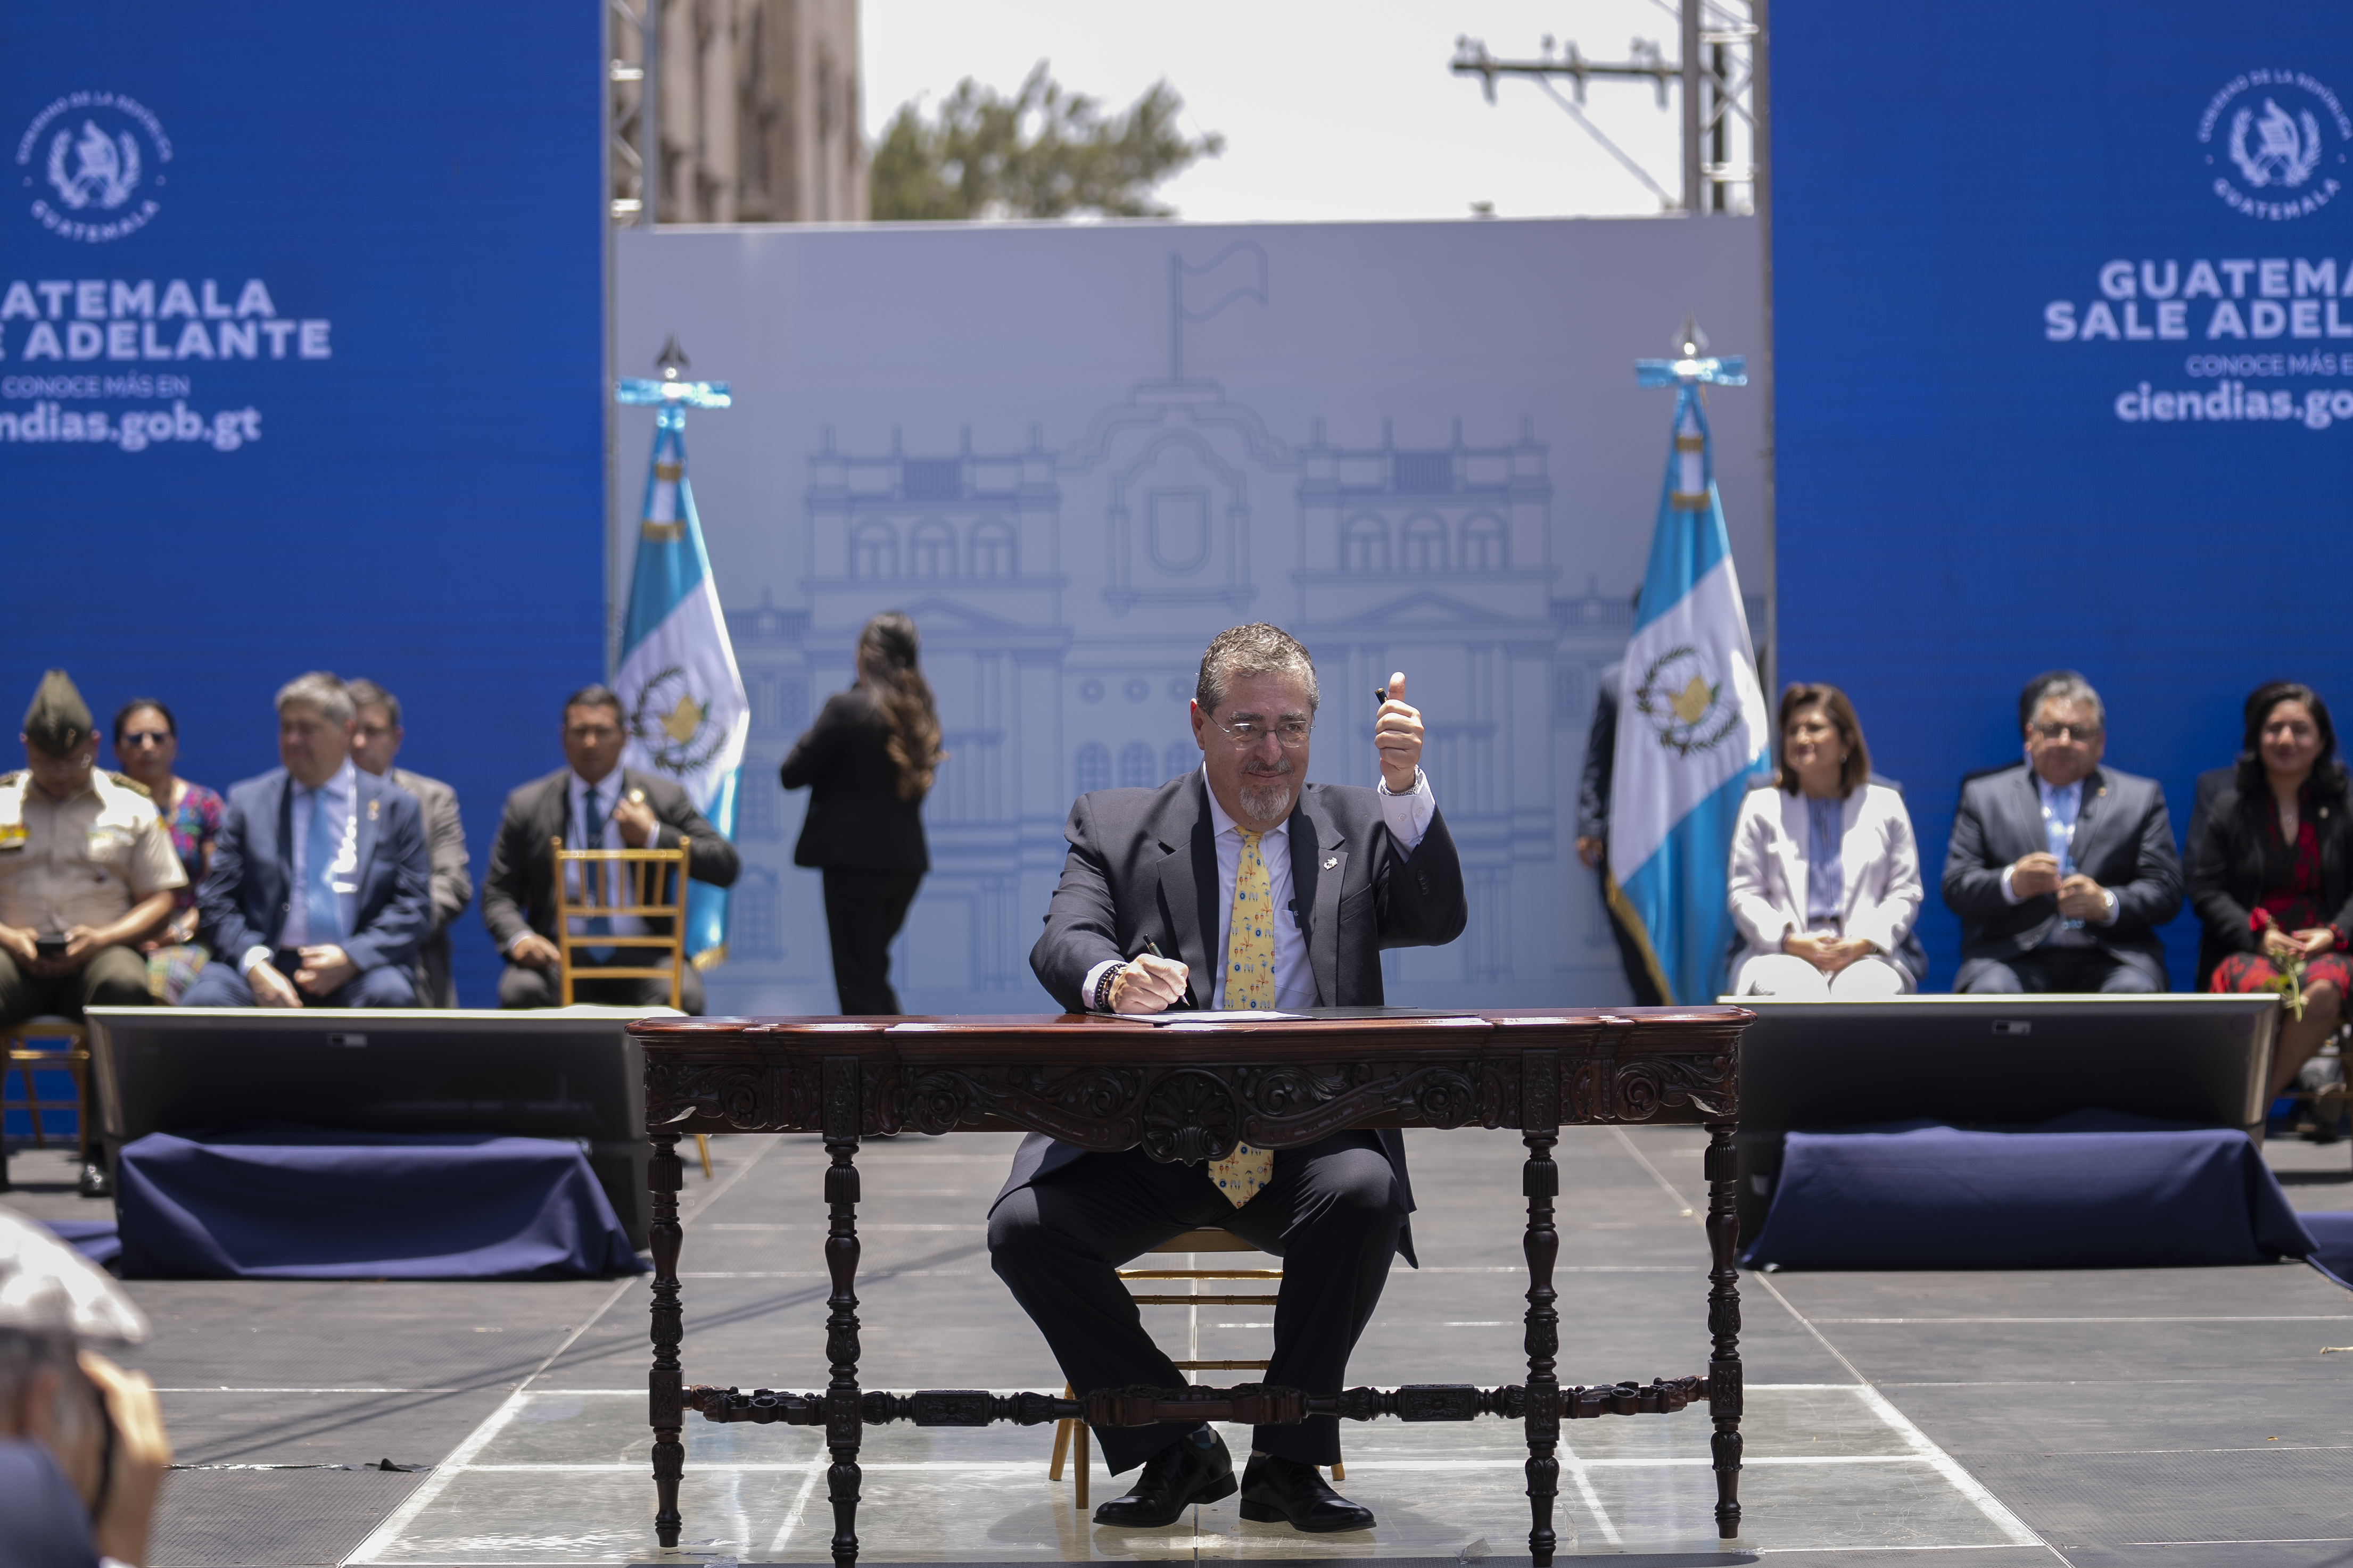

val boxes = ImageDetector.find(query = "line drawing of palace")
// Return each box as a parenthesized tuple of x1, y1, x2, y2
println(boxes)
(704, 243, 1709, 1015)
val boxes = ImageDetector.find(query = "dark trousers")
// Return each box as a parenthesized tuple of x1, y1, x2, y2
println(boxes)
(499, 959, 705, 1015)
(0, 945, 150, 1163)
(1600, 883, 1665, 1006)
(821, 867, 923, 1015)
(987, 1131, 1406, 1473)
(1955, 946, 2167, 994)
(183, 951, 417, 1008)
(0, 944, 151, 1027)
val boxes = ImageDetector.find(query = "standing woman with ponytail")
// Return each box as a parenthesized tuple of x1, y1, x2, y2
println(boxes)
(780, 611, 944, 1014)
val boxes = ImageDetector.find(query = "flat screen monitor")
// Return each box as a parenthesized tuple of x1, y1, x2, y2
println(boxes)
(85, 1007, 660, 1248)
(1728, 994, 2279, 1242)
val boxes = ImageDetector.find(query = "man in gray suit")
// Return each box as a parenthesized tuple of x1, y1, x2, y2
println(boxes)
(348, 680, 473, 1008)
(1942, 673, 2182, 991)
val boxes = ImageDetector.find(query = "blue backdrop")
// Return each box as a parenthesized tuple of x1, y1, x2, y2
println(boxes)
(1774, 3, 2353, 989)
(0, 5, 606, 1007)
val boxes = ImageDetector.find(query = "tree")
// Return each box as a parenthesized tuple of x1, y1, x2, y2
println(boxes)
(871, 62, 1224, 222)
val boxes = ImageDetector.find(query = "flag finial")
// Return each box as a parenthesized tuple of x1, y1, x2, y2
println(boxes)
(1637, 314, 1746, 389)
(656, 334, 690, 380)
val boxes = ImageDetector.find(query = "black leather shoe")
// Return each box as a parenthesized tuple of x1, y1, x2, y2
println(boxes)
(1092, 1431, 1236, 1528)
(78, 1160, 113, 1198)
(1239, 1452, 1375, 1532)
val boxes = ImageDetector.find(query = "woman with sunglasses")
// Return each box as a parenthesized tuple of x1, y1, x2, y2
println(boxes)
(110, 699, 224, 1003)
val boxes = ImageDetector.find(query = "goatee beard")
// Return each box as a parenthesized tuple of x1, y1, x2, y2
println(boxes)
(1236, 775, 1294, 827)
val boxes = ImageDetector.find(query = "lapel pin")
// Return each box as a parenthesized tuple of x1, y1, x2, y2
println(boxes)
(367, 799, 379, 822)
(1323, 856, 1338, 869)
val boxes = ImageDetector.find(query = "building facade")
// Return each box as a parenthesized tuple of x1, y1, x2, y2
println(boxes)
(614, 0, 869, 225)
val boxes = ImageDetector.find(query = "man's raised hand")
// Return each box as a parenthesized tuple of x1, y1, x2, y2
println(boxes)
(1375, 671, 1424, 792)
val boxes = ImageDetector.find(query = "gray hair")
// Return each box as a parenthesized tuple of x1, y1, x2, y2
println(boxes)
(1195, 624, 1319, 715)
(275, 671, 354, 726)
(344, 678, 400, 728)
(0, 1328, 89, 1448)
(2031, 674, 2106, 733)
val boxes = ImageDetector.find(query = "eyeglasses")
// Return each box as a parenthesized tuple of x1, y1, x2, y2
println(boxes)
(2031, 721, 2101, 742)
(1207, 715, 1314, 750)
(119, 730, 171, 748)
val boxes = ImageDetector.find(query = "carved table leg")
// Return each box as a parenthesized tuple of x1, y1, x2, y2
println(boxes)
(648, 1131, 686, 1547)
(1704, 1119, 1744, 1539)
(1522, 1127, 1562, 1568)
(822, 1058, 865, 1567)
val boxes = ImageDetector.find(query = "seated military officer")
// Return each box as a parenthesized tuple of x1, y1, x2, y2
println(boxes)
(0, 671, 184, 1196)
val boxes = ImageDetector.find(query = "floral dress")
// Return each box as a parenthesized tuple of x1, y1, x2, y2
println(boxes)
(146, 781, 224, 1002)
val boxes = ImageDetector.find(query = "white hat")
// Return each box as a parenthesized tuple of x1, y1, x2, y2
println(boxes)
(0, 1206, 147, 1345)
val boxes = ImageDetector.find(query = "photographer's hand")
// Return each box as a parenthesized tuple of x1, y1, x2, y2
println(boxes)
(80, 1352, 172, 1568)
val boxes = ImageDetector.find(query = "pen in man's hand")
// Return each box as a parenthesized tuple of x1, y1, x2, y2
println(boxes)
(1143, 939, 1165, 960)
(1376, 685, 1390, 709)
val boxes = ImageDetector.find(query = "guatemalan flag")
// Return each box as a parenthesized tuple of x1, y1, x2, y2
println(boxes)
(614, 390, 749, 966)
(1607, 347, 1771, 1003)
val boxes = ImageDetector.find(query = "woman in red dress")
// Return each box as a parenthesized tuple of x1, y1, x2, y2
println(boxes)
(2189, 681, 2353, 1099)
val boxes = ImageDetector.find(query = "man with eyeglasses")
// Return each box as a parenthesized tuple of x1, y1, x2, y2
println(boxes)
(993, 623, 1466, 1536)
(1943, 673, 2182, 992)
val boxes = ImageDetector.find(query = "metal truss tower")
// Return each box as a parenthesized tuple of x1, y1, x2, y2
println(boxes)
(1451, 0, 1762, 217)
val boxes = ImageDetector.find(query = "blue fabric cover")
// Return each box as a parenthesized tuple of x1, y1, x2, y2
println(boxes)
(34, 1219, 121, 1266)
(2301, 1210, 2353, 1291)
(117, 1124, 646, 1280)
(1741, 1109, 2315, 1270)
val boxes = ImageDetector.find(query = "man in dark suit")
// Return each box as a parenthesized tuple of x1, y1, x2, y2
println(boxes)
(1942, 673, 2183, 992)
(348, 679, 472, 1008)
(992, 624, 1466, 1535)
(481, 685, 740, 1014)
(185, 674, 433, 1008)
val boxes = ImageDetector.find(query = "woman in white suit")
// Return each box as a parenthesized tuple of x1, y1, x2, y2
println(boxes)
(1728, 683, 1922, 997)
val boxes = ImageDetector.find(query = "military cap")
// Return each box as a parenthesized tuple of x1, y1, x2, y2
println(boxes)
(22, 669, 94, 756)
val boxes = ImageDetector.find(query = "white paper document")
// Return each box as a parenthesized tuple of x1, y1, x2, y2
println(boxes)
(1149, 1009, 1312, 1025)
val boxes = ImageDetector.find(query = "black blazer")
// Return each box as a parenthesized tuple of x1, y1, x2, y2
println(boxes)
(1940, 762, 2183, 968)
(778, 687, 928, 873)
(197, 768, 433, 974)
(2187, 777, 2353, 984)
(1002, 771, 1469, 1264)
(480, 767, 741, 952)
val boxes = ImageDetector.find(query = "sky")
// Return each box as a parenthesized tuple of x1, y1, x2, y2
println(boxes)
(860, 0, 1741, 223)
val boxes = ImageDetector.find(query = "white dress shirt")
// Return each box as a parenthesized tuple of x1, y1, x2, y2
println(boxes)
(1086, 766, 1436, 1011)
(242, 760, 358, 975)
(1999, 771, 2117, 941)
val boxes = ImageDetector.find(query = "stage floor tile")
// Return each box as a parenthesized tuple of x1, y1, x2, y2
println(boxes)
(344, 1384, 2032, 1564)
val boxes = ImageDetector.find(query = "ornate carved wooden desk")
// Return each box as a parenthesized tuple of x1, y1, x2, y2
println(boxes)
(635, 1007, 1749, 1567)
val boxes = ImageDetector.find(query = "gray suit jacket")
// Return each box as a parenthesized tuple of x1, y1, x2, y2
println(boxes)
(1000, 771, 1470, 1264)
(387, 767, 472, 1008)
(1940, 762, 2183, 969)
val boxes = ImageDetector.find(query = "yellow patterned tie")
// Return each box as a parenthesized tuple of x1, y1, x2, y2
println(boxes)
(1209, 828, 1277, 1207)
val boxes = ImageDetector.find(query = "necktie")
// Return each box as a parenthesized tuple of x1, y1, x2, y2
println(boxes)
(582, 786, 614, 956)
(304, 787, 343, 942)
(1208, 828, 1277, 1207)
